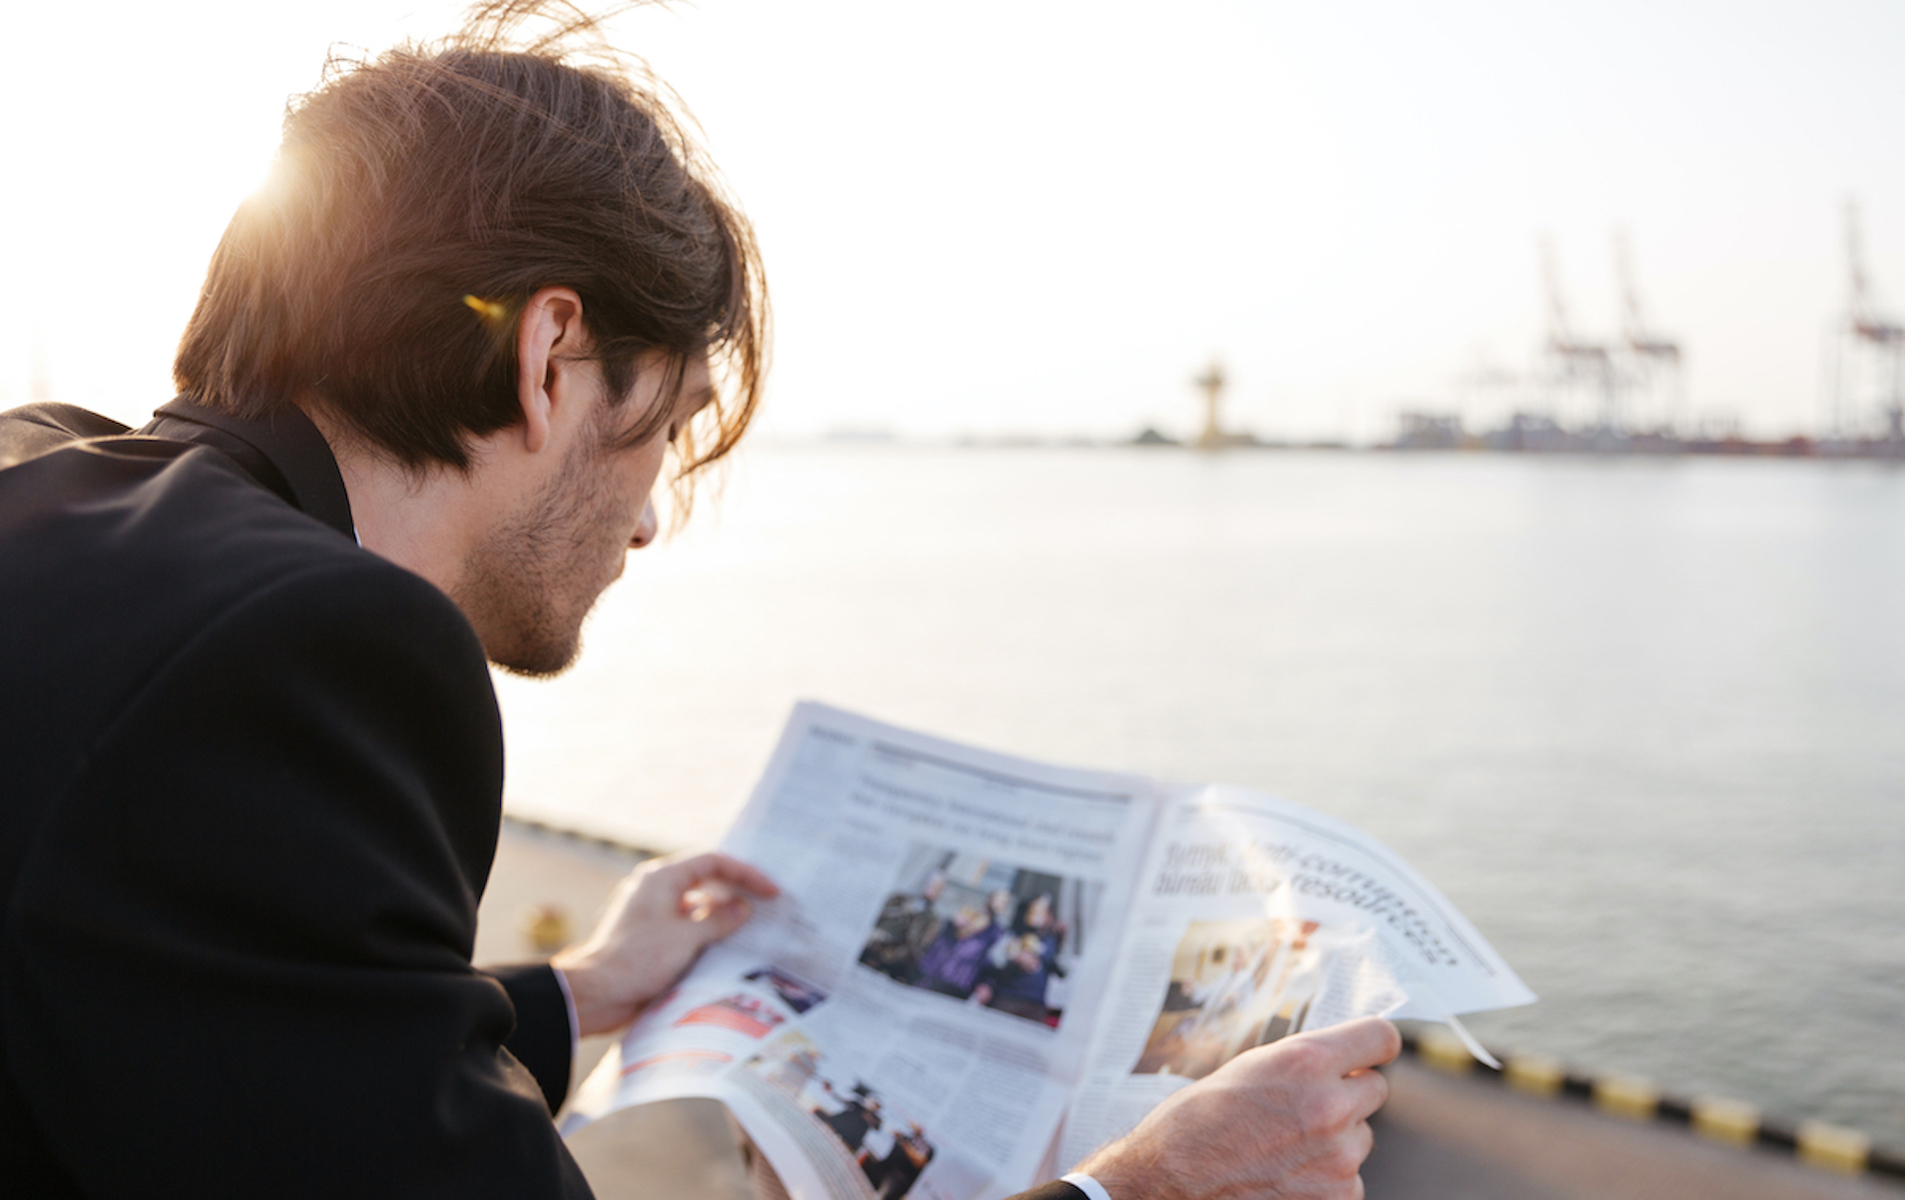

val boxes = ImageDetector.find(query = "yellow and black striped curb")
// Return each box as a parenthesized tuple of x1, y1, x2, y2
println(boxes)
(503, 813, 660, 859)
(1401, 1026, 1904, 1183)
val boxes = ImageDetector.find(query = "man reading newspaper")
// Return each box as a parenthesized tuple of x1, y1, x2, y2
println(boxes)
(0, 2, 1398, 1197)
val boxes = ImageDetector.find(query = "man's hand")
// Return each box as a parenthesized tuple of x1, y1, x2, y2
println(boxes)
(1076, 1016, 1400, 1200)
(551, 851, 779, 1037)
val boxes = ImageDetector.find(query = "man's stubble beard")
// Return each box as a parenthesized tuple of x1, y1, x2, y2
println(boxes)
(458, 430, 622, 679)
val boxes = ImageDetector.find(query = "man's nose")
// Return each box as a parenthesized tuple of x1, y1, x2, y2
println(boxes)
(629, 499, 658, 549)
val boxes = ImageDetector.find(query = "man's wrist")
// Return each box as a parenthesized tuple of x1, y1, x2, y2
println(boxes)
(549, 945, 620, 1038)
(1060, 1171, 1112, 1200)
(1072, 1138, 1175, 1200)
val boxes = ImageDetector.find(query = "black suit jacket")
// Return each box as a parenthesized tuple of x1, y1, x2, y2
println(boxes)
(0, 399, 586, 1196)
(0, 399, 1089, 1200)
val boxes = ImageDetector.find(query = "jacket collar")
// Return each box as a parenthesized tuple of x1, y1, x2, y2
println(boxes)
(143, 396, 356, 540)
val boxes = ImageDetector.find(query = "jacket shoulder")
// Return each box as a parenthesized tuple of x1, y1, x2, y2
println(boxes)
(0, 403, 131, 469)
(0, 433, 492, 852)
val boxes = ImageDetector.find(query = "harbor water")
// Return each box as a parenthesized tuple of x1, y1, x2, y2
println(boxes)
(493, 443, 1905, 1148)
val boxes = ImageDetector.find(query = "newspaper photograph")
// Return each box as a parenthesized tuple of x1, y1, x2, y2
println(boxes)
(856, 842, 1104, 1029)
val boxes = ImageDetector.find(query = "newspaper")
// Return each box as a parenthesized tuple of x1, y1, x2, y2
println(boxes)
(562, 703, 1534, 1200)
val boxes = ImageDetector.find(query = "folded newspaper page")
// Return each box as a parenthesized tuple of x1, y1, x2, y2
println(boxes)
(1051, 782, 1533, 1171)
(562, 703, 1534, 1200)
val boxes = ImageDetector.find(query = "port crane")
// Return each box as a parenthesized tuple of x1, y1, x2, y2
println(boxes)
(1539, 238, 1616, 431)
(1830, 202, 1905, 439)
(1612, 230, 1684, 433)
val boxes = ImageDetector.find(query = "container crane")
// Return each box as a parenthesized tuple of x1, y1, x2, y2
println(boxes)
(1613, 230, 1684, 433)
(1834, 202, 1904, 439)
(1539, 238, 1616, 431)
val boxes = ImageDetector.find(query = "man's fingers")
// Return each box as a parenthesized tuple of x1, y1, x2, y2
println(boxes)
(699, 895, 756, 938)
(1334, 1115, 1376, 1182)
(1343, 1065, 1390, 1122)
(683, 880, 737, 915)
(685, 852, 781, 900)
(676, 878, 755, 935)
(650, 851, 781, 902)
(1307, 1016, 1402, 1075)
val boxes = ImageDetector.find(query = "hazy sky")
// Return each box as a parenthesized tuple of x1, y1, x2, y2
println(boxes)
(4, 0, 1902, 440)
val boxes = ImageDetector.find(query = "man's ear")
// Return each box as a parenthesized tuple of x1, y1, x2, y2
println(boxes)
(514, 286, 589, 455)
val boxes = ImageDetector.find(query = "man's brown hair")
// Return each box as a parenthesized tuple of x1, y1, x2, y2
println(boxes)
(173, 1, 767, 504)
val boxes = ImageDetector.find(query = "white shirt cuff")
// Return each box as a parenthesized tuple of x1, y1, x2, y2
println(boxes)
(549, 964, 581, 1060)
(1061, 1172, 1112, 1200)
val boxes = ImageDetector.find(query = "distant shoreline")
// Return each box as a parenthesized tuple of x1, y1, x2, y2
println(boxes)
(765, 428, 1905, 460)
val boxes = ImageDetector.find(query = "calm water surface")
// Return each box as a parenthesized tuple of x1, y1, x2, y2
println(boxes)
(495, 445, 1905, 1146)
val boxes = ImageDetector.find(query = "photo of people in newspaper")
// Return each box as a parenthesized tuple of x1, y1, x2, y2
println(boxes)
(743, 965, 828, 1014)
(746, 1033, 939, 1199)
(856, 843, 1104, 1029)
(1132, 918, 1327, 1080)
